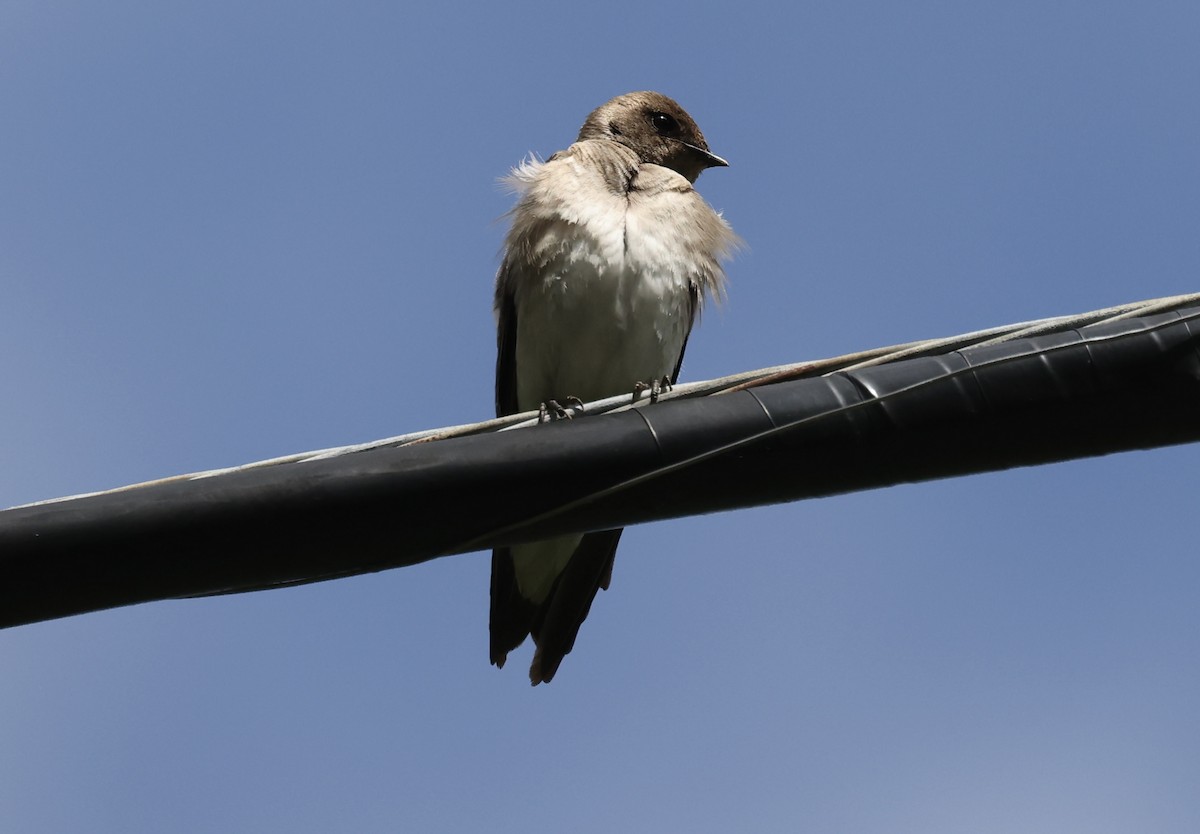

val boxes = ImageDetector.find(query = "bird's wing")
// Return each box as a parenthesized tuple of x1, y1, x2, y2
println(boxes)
(493, 263, 520, 419)
(489, 261, 536, 668)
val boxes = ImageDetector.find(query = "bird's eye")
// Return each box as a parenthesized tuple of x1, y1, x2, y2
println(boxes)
(650, 112, 679, 135)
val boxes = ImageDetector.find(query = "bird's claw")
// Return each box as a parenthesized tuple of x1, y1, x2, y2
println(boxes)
(631, 376, 673, 404)
(538, 397, 585, 423)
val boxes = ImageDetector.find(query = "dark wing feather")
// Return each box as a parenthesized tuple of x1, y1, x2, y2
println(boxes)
(529, 529, 623, 684)
(670, 284, 702, 384)
(490, 546, 538, 668)
(494, 271, 519, 418)
(489, 269, 533, 668)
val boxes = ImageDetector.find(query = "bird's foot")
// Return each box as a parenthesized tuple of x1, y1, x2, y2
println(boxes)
(631, 376, 673, 405)
(537, 396, 585, 423)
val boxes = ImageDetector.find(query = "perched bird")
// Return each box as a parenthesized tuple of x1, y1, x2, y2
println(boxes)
(491, 91, 738, 684)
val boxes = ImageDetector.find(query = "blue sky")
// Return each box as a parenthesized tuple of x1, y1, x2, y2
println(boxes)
(3, 2, 1199, 831)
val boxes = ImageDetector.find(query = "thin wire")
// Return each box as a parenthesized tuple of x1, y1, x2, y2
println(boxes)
(447, 308, 1200, 555)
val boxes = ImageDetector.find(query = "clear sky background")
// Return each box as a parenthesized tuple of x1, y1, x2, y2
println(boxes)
(3, 2, 1199, 832)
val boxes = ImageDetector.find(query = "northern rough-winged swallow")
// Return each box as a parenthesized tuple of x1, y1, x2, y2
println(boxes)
(491, 91, 738, 684)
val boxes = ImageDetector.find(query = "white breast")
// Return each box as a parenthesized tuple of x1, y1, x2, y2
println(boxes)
(512, 220, 693, 410)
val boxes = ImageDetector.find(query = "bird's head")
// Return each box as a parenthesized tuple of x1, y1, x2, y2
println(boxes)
(577, 91, 728, 184)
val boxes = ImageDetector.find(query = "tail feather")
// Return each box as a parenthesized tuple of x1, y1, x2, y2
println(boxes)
(527, 529, 622, 685)
(490, 530, 623, 684)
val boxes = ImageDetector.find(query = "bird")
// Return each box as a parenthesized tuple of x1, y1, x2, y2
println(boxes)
(490, 91, 738, 684)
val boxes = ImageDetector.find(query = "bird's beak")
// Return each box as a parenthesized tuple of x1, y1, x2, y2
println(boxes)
(687, 142, 729, 169)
